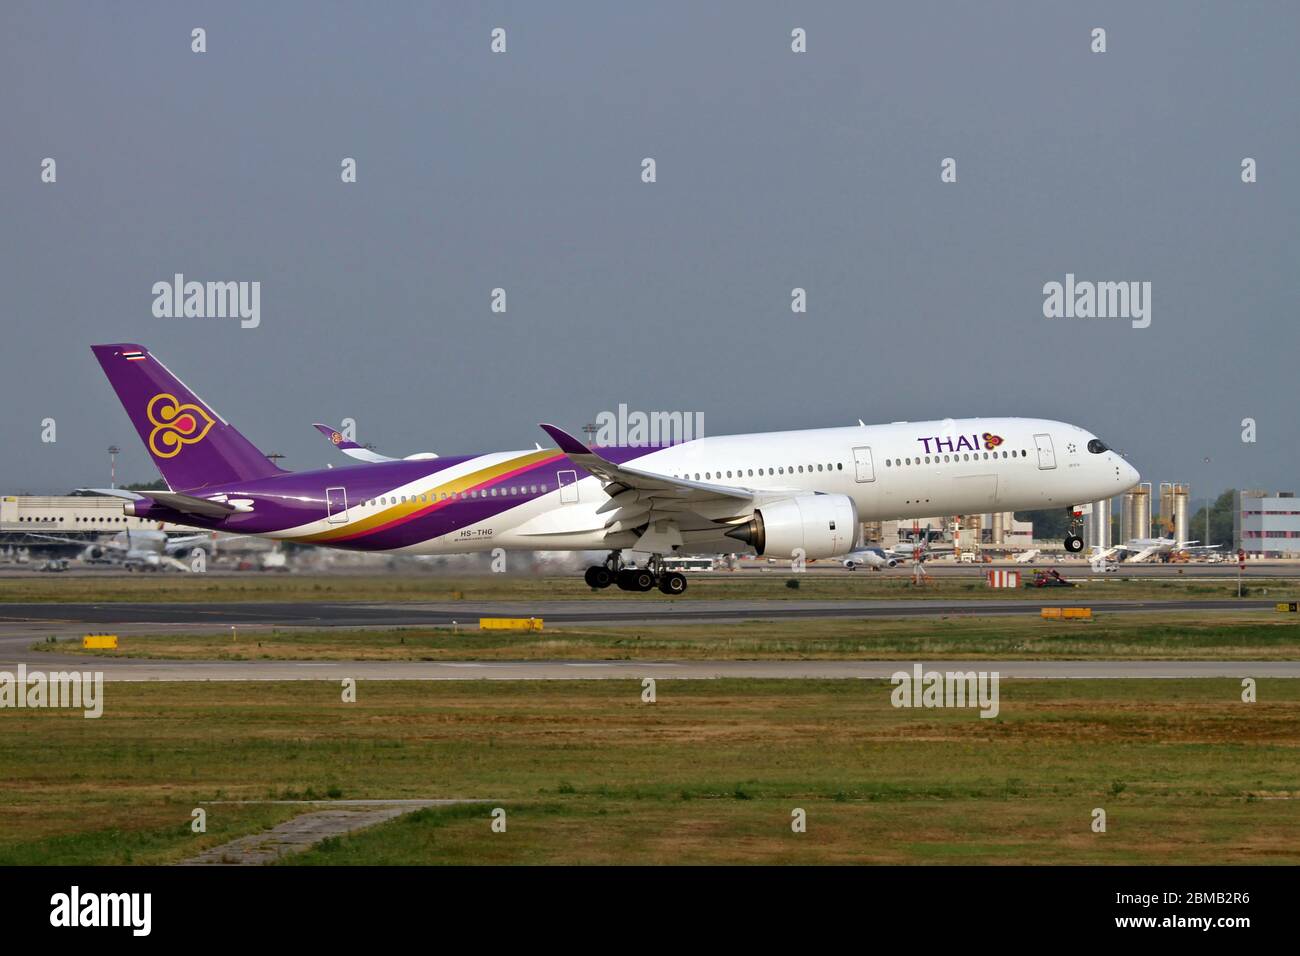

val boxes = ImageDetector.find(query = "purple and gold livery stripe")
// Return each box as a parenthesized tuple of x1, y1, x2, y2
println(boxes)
(295, 449, 564, 544)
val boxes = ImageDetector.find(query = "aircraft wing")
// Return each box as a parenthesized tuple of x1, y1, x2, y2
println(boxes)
(538, 424, 790, 545)
(1124, 545, 1161, 563)
(12, 532, 95, 547)
(539, 423, 754, 502)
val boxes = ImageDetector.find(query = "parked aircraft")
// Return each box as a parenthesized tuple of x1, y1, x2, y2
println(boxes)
(1101, 537, 1223, 564)
(841, 547, 904, 571)
(24, 527, 211, 571)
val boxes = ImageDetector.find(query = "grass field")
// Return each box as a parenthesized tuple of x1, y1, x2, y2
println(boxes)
(1, 571, 1294, 605)
(35, 611, 1300, 661)
(0, 679, 1296, 865)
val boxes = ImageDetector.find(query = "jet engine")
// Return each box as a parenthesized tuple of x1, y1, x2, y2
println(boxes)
(725, 494, 859, 559)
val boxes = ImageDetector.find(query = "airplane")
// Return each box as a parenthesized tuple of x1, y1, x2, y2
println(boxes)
(1106, 537, 1223, 564)
(1015, 549, 1041, 564)
(841, 547, 904, 571)
(23, 527, 212, 571)
(84, 343, 1141, 595)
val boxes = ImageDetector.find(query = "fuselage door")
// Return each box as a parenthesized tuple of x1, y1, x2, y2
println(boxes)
(325, 486, 349, 524)
(1033, 434, 1057, 470)
(852, 446, 875, 483)
(557, 470, 579, 504)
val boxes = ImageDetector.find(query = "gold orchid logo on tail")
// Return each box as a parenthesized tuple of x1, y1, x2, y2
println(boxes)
(147, 393, 215, 458)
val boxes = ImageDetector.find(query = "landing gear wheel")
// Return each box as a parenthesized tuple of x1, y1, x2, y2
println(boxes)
(658, 571, 687, 595)
(616, 568, 654, 591)
(585, 565, 613, 589)
(1064, 535, 1084, 553)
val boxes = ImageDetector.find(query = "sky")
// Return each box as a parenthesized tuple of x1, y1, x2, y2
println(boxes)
(2, 1, 1297, 508)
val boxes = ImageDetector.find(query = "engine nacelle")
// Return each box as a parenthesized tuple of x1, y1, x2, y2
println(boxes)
(725, 494, 859, 560)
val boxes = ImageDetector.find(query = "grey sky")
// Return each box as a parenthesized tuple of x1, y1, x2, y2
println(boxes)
(2, 2, 1297, 506)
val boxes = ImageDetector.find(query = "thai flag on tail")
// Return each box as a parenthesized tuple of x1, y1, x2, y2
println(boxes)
(121, 350, 147, 361)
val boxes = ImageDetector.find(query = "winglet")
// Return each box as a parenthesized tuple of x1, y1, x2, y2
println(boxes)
(539, 423, 591, 456)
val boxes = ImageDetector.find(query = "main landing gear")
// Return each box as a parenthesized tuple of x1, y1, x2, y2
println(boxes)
(1063, 506, 1085, 553)
(583, 551, 687, 595)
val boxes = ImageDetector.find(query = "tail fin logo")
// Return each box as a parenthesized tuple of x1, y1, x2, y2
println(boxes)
(146, 393, 215, 458)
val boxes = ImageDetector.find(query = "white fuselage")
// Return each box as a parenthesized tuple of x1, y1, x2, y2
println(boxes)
(375, 416, 1139, 556)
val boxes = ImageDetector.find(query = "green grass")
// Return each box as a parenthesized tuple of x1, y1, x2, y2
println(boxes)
(38, 612, 1300, 661)
(1, 679, 1296, 865)
(1, 571, 1293, 605)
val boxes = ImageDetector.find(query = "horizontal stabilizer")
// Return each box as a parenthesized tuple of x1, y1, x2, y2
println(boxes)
(135, 492, 237, 518)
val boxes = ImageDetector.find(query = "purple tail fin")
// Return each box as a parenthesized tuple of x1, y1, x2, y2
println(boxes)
(91, 343, 286, 491)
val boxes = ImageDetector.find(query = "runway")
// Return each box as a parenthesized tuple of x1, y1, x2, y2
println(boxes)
(0, 596, 1286, 631)
(1, 656, 1297, 681)
(1, 597, 1294, 682)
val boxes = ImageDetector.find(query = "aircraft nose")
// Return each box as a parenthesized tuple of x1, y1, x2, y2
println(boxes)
(1123, 460, 1140, 488)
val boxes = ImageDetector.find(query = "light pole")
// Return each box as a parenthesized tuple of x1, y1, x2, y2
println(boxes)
(108, 445, 120, 488)
(1203, 456, 1212, 546)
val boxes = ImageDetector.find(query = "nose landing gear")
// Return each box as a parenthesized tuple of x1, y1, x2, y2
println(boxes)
(582, 551, 688, 595)
(1064, 506, 1085, 552)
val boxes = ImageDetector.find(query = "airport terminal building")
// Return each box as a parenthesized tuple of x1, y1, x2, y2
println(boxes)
(1, 494, 184, 540)
(1234, 490, 1300, 558)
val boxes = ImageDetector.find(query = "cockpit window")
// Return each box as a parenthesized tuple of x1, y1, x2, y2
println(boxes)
(1087, 439, 1108, 454)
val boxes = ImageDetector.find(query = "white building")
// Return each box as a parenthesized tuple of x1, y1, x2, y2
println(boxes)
(1, 495, 185, 536)
(1234, 490, 1300, 558)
